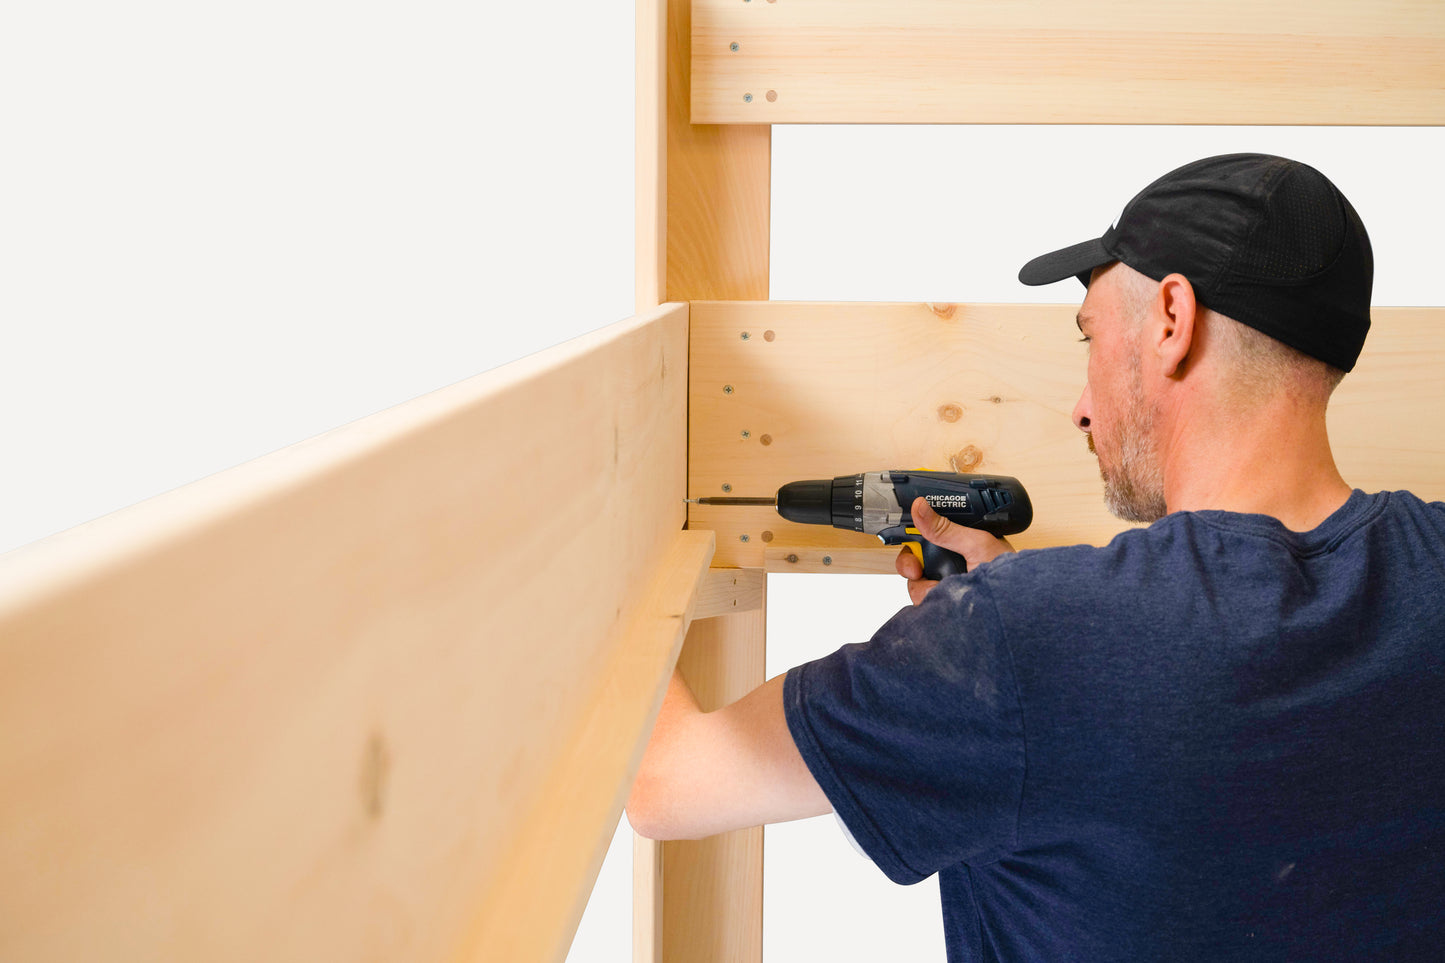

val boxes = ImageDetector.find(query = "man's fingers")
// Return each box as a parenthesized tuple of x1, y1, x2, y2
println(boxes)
(907, 577, 938, 607)
(911, 496, 1017, 569)
(895, 546, 923, 580)
(896, 545, 938, 605)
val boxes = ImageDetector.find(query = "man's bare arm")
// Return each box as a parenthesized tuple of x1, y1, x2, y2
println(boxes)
(625, 667, 832, 840)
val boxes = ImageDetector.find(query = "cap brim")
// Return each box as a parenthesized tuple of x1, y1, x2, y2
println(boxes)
(1018, 236, 1114, 288)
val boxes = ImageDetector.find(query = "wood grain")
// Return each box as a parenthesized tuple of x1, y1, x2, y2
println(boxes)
(472, 529, 716, 962)
(694, 566, 766, 619)
(692, 0, 1445, 125)
(690, 301, 1445, 571)
(0, 303, 691, 962)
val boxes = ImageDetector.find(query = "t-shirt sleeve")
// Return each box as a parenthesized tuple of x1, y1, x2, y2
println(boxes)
(783, 577, 1026, 884)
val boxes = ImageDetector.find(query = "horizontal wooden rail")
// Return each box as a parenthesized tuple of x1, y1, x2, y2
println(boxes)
(692, 0, 1445, 125)
(0, 302, 692, 961)
(688, 301, 1445, 572)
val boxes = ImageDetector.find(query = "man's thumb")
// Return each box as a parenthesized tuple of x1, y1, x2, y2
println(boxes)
(911, 496, 952, 543)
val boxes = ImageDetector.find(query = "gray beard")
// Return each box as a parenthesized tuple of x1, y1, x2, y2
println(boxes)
(1097, 364, 1168, 523)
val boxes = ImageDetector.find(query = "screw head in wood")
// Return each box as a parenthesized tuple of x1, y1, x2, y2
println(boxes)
(740, 331, 751, 340)
(723, 384, 734, 394)
(823, 555, 833, 566)
(786, 554, 798, 564)
(741, 429, 751, 439)
(730, 42, 739, 51)
(743, 93, 753, 103)
(722, 483, 732, 492)
(740, 534, 750, 542)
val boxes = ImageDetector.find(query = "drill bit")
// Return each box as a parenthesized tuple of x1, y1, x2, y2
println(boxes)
(684, 496, 776, 505)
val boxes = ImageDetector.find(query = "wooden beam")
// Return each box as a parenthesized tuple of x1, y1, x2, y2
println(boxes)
(633, 1, 772, 960)
(690, 301, 1445, 572)
(471, 529, 716, 961)
(0, 302, 691, 962)
(693, 566, 766, 619)
(667, 0, 770, 301)
(692, 0, 1445, 125)
(666, 584, 767, 963)
(637, 0, 668, 313)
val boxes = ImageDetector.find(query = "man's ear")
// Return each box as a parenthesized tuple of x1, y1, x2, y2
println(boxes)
(1153, 273, 1197, 378)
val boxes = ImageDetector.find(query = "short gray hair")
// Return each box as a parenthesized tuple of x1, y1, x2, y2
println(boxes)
(1205, 309, 1347, 401)
(1113, 264, 1346, 401)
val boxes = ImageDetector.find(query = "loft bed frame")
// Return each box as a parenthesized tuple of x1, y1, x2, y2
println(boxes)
(1, 1, 1441, 960)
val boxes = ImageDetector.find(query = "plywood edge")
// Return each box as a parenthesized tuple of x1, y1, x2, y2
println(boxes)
(468, 528, 716, 962)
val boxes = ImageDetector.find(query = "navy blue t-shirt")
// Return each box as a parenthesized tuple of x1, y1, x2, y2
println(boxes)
(784, 489, 1445, 961)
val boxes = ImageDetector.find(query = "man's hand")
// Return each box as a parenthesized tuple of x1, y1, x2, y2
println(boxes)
(895, 496, 1016, 605)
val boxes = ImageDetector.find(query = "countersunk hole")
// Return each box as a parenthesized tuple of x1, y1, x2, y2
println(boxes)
(761, 531, 774, 542)
(760, 434, 773, 446)
(766, 90, 777, 102)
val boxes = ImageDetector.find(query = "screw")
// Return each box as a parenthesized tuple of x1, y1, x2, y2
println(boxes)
(740, 331, 751, 340)
(722, 483, 732, 493)
(723, 384, 734, 394)
(786, 554, 799, 564)
(823, 555, 833, 566)
(730, 42, 739, 51)
(743, 93, 753, 103)
(741, 429, 751, 439)
(740, 534, 750, 542)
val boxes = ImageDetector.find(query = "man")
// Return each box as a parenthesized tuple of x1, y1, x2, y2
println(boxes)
(626, 154, 1445, 960)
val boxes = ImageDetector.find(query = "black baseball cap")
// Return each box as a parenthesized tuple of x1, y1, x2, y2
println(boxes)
(1018, 153, 1373, 372)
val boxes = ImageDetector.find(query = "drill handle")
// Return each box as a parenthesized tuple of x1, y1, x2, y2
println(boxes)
(919, 538, 968, 580)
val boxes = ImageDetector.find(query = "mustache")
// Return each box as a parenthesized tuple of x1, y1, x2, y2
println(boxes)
(1086, 433, 1096, 455)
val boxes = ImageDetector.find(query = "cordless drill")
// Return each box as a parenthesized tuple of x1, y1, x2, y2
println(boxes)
(688, 471, 1032, 579)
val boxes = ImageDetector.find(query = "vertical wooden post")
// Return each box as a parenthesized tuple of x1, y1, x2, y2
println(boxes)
(634, 0, 771, 960)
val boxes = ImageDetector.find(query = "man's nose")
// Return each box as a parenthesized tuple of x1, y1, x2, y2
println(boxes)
(1072, 384, 1092, 433)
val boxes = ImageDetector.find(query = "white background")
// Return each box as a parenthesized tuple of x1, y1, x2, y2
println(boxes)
(3, 3, 1441, 960)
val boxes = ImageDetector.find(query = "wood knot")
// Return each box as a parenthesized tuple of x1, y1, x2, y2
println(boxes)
(937, 403, 963, 423)
(926, 302, 957, 320)
(359, 731, 391, 821)
(950, 445, 984, 472)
